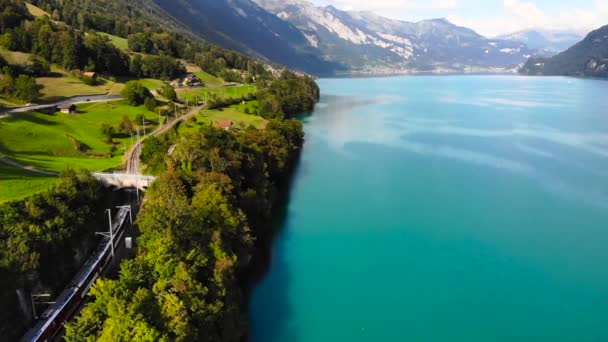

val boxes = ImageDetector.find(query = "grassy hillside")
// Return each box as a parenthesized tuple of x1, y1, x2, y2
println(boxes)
(177, 84, 256, 103)
(0, 101, 158, 173)
(0, 163, 57, 203)
(0, 48, 33, 65)
(25, 2, 49, 17)
(185, 63, 224, 87)
(0, 49, 123, 103)
(97, 32, 130, 51)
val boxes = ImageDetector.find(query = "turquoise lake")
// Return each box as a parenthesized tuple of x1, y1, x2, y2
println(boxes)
(249, 76, 608, 341)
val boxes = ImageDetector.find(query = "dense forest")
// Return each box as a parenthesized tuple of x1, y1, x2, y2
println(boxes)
(65, 119, 305, 341)
(0, 0, 278, 103)
(26, 0, 272, 78)
(258, 71, 320, 118)
(1, 1, 320, 340)
(0, 171, 113, 341)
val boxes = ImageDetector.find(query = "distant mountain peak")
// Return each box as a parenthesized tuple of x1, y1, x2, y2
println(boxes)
(496, 28, 582, 53)
(253, 0, 539, 73)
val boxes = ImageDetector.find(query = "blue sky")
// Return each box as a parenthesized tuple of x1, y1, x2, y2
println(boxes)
(310, 0, 607, 36)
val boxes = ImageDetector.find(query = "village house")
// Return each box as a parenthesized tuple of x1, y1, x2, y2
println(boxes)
(83, 71, 98, 79)
(216, 120, 233, 131)
(183, 73, 203, 87)
(58, 103, 77, 114)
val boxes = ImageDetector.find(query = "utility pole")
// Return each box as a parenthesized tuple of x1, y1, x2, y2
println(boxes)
(142, 117, 146, 137)
(96, 209, 115, 260)
(30, 293, 54, 320)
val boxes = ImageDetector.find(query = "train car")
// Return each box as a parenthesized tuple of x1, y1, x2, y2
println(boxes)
(22, 208, 130, 342)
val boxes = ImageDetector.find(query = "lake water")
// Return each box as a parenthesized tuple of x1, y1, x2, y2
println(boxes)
(249, 76, 608, 341)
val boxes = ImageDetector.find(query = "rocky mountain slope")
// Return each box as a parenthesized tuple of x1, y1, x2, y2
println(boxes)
(254, 0, 539, 73)
(151, 0, 343, 74)
(520, 25, 608, 77)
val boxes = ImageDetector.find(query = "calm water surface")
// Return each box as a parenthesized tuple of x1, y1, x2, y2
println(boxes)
(249, 76, 608, 341)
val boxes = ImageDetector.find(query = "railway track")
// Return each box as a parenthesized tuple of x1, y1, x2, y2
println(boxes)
(125, 105, 204, 174)
(21, 207, 130, 342)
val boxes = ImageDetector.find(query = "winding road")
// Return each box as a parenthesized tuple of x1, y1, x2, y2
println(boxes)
(0, 95, 122, 115)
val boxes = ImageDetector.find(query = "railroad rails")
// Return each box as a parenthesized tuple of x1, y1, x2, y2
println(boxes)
(21, 207, 130, 342)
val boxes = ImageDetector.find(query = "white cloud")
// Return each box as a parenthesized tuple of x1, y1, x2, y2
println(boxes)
(449, 0, 607, 37)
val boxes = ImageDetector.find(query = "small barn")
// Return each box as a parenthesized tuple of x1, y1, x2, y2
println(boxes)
(58, 103, 77, 114)
(216, 120, 233, 131)
(83, 71, 98, 79)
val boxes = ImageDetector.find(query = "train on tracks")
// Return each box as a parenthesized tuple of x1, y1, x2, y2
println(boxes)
(21, 207, 130, 342)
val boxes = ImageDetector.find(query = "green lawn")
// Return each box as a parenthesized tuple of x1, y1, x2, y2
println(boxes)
(184, 64, 225, 87)
(201, 101, 267, 130)
(0, 101, 159, 174)
(194, 71, 224, 87)
(1, 48, 122, 102)
(177, 85, 257, 103)
(97, 32, 129, 51)
(0, 48, 33, 65)
(25, 2, 49, 17)
(38, 68, 121, 101)
(140, 78, 165, 91)
(0, 163, 57, 203)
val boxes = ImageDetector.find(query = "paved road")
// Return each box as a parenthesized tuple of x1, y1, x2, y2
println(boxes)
(0, 95, 122, 115)
(125, 105, 204, 174)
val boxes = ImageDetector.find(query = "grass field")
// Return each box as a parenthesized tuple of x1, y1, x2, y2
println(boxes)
(0, 163, 57, 203)
(140, 78, 165, 91)
(39, 67, 121, 101)
(177, 85, 256, 103)
(177, 101, 266, 138)
(0, 48, 33, 65)
(25, 2, 49, 17)
(97, 32, 129, 51)
(1, 49, 122, 102)
(0, 101, 159, 174)
(184, 64, 225, 87)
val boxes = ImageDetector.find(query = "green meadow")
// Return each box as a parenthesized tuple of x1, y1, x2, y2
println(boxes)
(0, 101, 159, 174)
(97, 32, 130, 51)
(177, 84, 257, 103)
(0, 163, 57, 203)
(178, 101, 266, 135)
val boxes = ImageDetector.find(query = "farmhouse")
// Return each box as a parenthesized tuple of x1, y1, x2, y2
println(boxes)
(58, 103, 77, 114)
(216, 120, 233, 131)
(83, 71, 98, 79)
(184, 73, 202, 87)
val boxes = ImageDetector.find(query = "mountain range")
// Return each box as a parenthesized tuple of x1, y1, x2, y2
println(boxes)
(520, 25, 608, 77)
(496, 29, 582, 54)
(253, 0, 542, 74)
(44, 0, 593, 76)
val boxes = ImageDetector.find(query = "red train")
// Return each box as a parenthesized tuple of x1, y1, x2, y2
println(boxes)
(21, 208, 129, 342)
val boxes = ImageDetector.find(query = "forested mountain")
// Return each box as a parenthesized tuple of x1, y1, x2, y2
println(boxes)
(496, 29, 582, 54)
(520, 25, 608, 77)
(25, 0, 546, 74)
(254, 0, 539, 73)
(151, 0, 342, 74)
